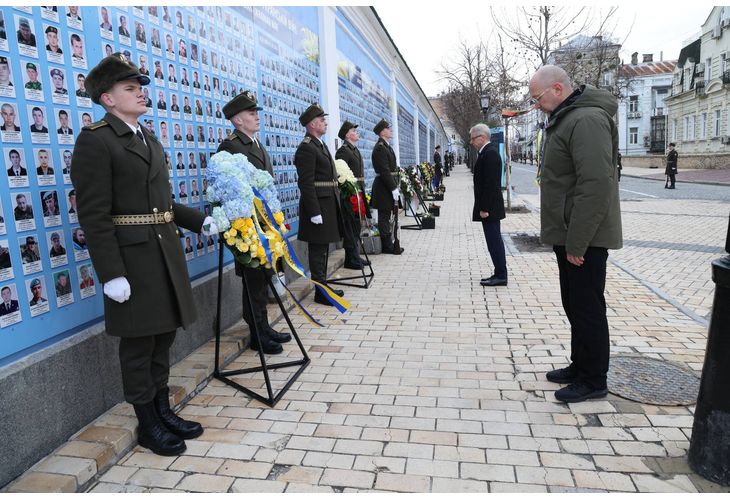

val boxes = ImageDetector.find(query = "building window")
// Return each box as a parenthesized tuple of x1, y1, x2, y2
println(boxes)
(706, 57, 712, 82)
(629, 95, 639, 113)
(701, 113, 707, 139)
(715, 110, 722, 137)
(722, 53, 727, 76)
(689, 115, 696, 140)
(629, 127, 638, 144)
(684, 68, 691, 91)
(672, 119, 677, 142)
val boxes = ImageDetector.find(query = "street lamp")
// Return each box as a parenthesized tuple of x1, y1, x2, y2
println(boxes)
(480, 94, 490, 120)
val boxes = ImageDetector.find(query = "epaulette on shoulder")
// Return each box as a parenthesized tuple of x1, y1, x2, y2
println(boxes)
(226, 132, 238, 141)
(302, 136, 311, 144)
(83, 120, 108, 131)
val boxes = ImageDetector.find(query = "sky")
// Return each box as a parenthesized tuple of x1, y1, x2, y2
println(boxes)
(374, 1, 712, 97)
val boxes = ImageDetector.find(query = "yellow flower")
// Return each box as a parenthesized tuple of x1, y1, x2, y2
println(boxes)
(232, 218, 246, 231)
(250, 243, 258, 253)
(225, 237, 236, 247)
(235, 241, 247, 252)
(257, 245, 266, 258)
(228, 228, 238, 238)
(274, 212, 284, 225)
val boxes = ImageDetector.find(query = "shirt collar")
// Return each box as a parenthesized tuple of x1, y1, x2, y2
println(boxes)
(479, 141, 490, 154)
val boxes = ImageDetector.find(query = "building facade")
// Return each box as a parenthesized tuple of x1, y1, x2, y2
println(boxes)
(665, 6, 730, 166)
(617, 54, 676, 155)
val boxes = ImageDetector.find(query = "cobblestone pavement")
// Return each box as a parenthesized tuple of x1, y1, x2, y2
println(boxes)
(9, 164, 730, 493)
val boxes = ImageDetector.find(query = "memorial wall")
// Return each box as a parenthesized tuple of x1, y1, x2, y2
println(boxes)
(0, 5, 447, 365)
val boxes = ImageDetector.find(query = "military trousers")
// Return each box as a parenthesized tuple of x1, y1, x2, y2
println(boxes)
(340, 197, 362, 264)
(118, 330, 176, 404)
(377, 208, 393, 252)
(308, 242, 329, 284)
(240, 267, 271, 329)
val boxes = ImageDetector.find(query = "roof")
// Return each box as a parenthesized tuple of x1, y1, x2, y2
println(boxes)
(554, 34, 621, 52)
(677, 39, 701, 67)
(619, 60, 677, 78)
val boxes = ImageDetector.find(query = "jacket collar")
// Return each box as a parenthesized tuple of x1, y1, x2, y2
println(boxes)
(104, 112, 151, 164)
(546, 86, 583, 129)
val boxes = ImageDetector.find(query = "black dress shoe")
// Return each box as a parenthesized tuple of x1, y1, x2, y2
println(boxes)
(133, 401, 186, 456)
(263, 324, 291, 343)
(554, 382, 608, 403)
(250, 330, 283, 354)
(481, 277, 507, 286)
(153, 387, 204, 440)
(344, 260, 364, 270)
(479, 275, 495, 284)
(546, 365, 577, 384)
(314, 288, 344, 306)
(360, 257, 371, 265)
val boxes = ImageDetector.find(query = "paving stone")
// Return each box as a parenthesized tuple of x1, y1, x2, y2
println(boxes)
(353, 456, 407, 474)
(6, 472, 77, 493)
(87, 482, 147, 493)
(302, 451, 355, 469)
(461, 463, 515, 482)
(573, 470, 636, 491)
(176, 473, 235, 492)
(516, 466, 575, 487)
(230, 478, 286, 493)
(278, 466, 323, 484)
(631, 473, 699, 493)
(122, 451, 177, 469)
(34, 456, 97, 487)
(169, 456, 224, 474)
(332, 439, 383, 456)
(319, 469, 375, 489)
(539, 452, 595, 470)
(431, 477, 489, 493)
(383, 442, 434, 459)
(75, 426, 133, 454)
(611, 441, 667, 457)
(206, 443, 258, 461)
(375, 472, 431, 492)
(127, 468, 184, 489)
(56, 441, 117, 470)
(593, 456, 653, 473)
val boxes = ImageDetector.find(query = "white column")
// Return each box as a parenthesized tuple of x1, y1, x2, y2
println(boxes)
(390, 73, 400, 165)
(318, 6, 340, 152)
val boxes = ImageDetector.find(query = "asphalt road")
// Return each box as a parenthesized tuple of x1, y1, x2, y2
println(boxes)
(508, 162, 730, 202)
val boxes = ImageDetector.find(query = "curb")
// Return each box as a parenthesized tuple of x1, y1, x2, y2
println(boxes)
(621, 173, 730, 187)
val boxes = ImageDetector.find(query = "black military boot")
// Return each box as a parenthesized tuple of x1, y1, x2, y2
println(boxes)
(153, 387, 204, 439)
(260, 320, 291, 343)
(314, 288, 344, 305)
(250, 327, 283, 354)
(133, 401, 186, 456)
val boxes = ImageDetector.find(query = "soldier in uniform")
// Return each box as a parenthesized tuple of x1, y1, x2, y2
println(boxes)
(665, 142, 678, 189)
(217, 90, 291, 355)
(370, 119, 404, 255)
(294, 104, 345, 306)
(71, 53, 218, 456)
(24, 62, 42, 91)
(335, 120, 368, 270)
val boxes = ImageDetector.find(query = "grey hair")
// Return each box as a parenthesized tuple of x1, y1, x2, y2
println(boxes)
(469, 123, 491, 138)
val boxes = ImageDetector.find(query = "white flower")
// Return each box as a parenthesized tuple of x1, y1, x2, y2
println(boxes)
(335, 159, 357, 185)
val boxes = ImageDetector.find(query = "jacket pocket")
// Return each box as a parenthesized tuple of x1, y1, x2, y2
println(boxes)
(562, 195, 573, 230)
(115, 225, 151, 247)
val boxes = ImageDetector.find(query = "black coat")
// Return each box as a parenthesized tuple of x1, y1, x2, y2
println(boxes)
(336, 140, 370, 217)
(472, 142, 505, 222)
(71, 112, 205, 337)
(370, 138, 398, 211)
(217, 129, 274, 276)
(294, 134, 342, 244)
(666, 149, 678, 175)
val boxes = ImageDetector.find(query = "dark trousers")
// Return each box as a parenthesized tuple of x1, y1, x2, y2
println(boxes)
(340, 198, 361, 263)
(308, 242, 329, 284)
(554, 246, 609, 389)
(481, 220, 507, 279)
(666, 173, 676, 188)
(377, 207, 393, 252)
(118, 330, 176, 404)
(240, 267, 270, 329)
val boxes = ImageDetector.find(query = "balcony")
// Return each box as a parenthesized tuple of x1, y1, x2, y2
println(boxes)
(695, 80, 706, 97)
(724, 70, 730, 84)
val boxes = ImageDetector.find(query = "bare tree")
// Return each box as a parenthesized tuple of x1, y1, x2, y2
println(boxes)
(490, 6, 590, 69)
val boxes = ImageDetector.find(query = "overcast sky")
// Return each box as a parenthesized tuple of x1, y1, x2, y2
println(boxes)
(374, 1, 712, 97)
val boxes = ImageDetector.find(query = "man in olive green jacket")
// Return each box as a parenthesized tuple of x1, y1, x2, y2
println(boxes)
(529, 65, 622, 404)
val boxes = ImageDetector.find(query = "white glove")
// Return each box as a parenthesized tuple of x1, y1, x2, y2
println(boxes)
(201, 216, 218, 236)
(310, 215, 323, 224)
(103, 276, 131, 303)
(392, 189, 400, 201)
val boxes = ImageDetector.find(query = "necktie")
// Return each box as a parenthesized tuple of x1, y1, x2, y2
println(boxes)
(136, 129, 146, 146)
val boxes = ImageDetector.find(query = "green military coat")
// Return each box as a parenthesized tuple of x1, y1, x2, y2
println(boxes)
(335, 140, 370, 218)
(294, 133, 342, 244)
(71, 112, 205, 337)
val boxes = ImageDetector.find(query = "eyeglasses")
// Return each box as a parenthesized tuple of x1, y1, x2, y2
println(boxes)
(470, 134, 485, 141)
(529, 87, 551, 106)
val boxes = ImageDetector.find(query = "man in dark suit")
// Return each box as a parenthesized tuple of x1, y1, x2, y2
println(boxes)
(72, 53, 218, 456)
(470, 123, 507, 286)
(0, 286, 19, 316)
(294, 104, 345, 306)
(433, 145, 443, 189)
(218, 90, 290, 354)
(335, 120, 368, 270)
(7, 149, 27, 177)
(370, 119, 403, 255)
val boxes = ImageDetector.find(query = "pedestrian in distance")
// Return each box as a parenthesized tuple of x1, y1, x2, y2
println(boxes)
(665, 142, 678, 189)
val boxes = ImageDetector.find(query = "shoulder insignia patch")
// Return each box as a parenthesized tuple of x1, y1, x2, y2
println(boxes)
(226, 133, 237, 141)
(302, 136, 311, 144)
(84, 120, 108, 131)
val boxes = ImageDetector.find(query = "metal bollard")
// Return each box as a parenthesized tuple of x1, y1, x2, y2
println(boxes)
(688, 214, 730, 485)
